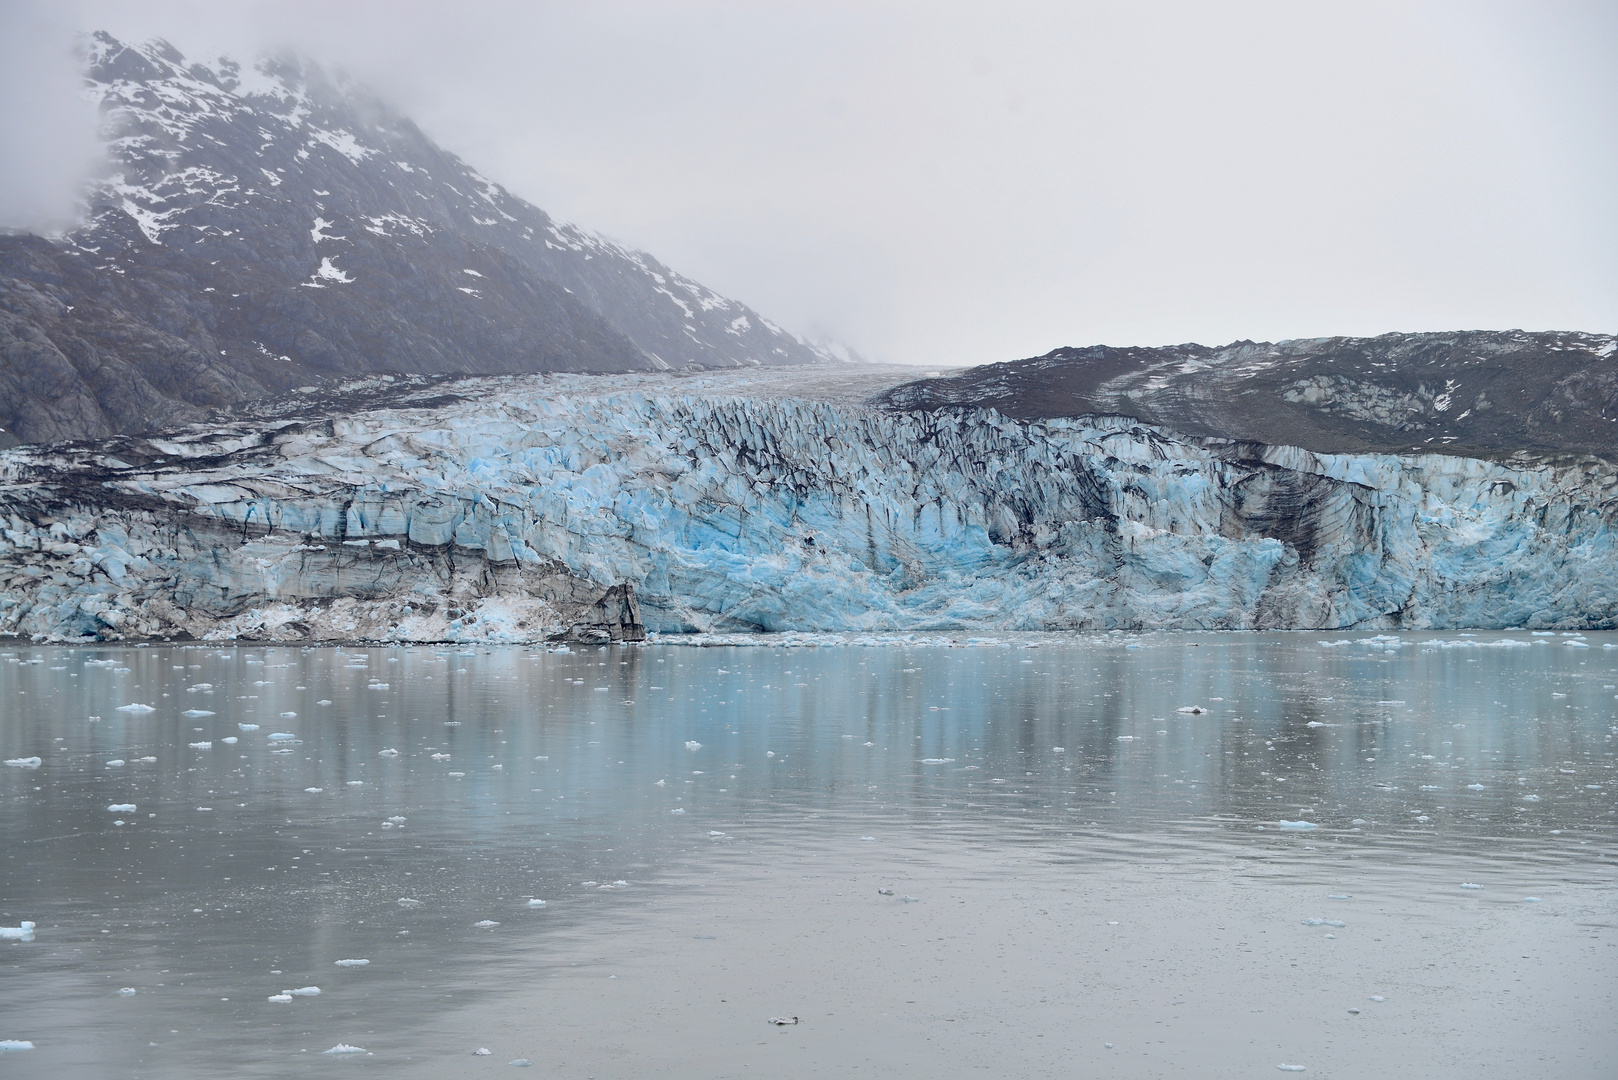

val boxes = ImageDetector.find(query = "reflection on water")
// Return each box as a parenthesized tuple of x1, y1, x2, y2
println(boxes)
(1, 632, 1614, 1077)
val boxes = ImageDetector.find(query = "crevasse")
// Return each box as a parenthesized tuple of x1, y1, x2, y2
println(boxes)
(0, 379, 1612, 641)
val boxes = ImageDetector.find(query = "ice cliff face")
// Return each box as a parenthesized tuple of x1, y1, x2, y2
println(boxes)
(0, 373, 1612, 642)
(0, 34, 838, 445)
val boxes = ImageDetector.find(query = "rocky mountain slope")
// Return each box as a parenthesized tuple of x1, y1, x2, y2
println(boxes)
(878, 331, 1617, 459)
(0, 369, 1612, 642)
(0, 34, 834, 446)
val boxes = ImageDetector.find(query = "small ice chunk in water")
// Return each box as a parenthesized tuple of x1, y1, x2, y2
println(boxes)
(1175, 706, 1207, 714)
(768, 1017, 800, 1026)
(1302, 918, 1345, 927)
(397, 898, 422, 907)
(304, 788, 323, 794)
(322, 1044, 366, 1055)
(1369, 995, 1386, 1002)
(188, 741, 212, 750)
(859, 836, 875, 842)
(685, 741, 702, 750)
(288, 986, 320, 996)
(670, 807, 685, 814)
(1278, 1066, 1306, 1073)
(334, 959, 369, 967)
(1523, 794, 1541, 802)
(1524, 897, 1541, 903)
(1327, 894, 1351, 900)
(378, 748, 399, 757)
(388, 816, 407, 824)
(1466, 784, 1485, 791)
(899, 895, 919, 903)
(430, 753, 451, 761)
(267, 732, 297, 742)
(238, 723, 258, 732)
(475, 920, 500, 928)
(267, 994, 292, 1003)
(182, 710, 214, 717)
(221, 737, 238, 745)
(1278, 820, 1317, 830)
(280, 712, 297, 718)
(878, 888, 894, 895)
(118, 987, 135, 995)
(106, 759, 125, 767)
(509, 1060, 532, 1067)
(115, 704, 155, 713)
(4, 757, 41, 768)
(527, 899, 547, 908)
(0, 1040, 36, 1051)
(108, 803, 136, 812)
(1460, 882, 1483, 890)
(0, 922, 36, 941)
(473, 1047, 492, 1055)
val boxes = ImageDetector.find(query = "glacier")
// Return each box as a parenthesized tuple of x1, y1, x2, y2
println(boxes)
(0, 371, 1613, 642)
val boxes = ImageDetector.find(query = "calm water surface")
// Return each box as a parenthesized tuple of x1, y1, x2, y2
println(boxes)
(1, 632, 1614, 1078)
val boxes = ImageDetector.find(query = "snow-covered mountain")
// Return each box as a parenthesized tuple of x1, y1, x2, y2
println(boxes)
(1, 369, 1611, 642)
(0, 33, 837, 445)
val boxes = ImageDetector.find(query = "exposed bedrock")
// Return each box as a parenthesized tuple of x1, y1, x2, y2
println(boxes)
(0, 376, 1613, 641)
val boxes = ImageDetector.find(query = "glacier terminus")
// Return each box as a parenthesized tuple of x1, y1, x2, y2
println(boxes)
(0, 366, 1611, 643)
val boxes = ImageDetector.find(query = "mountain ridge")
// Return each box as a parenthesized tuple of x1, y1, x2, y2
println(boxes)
(876, 330, 1618, 459)
(0, 32, 840, 446)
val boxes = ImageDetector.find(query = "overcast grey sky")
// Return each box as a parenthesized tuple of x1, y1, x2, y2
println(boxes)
(2, 1, 1614, 365)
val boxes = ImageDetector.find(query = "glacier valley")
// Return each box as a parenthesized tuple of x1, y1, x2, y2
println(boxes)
(0, 369, 1613, 642)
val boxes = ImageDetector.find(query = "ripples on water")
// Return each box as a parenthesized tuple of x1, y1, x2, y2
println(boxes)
(1, 632, 1614, 1078)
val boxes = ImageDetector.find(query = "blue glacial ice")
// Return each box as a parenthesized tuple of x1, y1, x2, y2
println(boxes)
(0, 376, 1613, 639)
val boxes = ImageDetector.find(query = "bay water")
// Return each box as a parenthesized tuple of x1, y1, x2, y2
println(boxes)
(1, 632, 1614, 1077)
